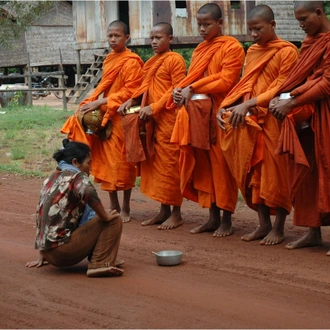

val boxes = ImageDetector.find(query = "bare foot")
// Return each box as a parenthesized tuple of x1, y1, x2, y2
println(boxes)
(141, 211, 169, 226)
(213, 215, 232, 238)
(327, 249, 330, 256)
(86, 266, 124, 277)
(241, 225, 271, 242)
(120, 210, 131, 223)
(213, 224, 233, 237)
(260, 229, 285, 245)
(190, 220, 219, 234)
(158, 215, 184, 230)
(285, 232, 322, 250)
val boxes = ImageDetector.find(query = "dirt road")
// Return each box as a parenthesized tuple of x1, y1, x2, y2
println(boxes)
(1, 172, 330, 329)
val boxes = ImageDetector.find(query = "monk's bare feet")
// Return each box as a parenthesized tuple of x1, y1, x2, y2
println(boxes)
(241, 225, 271, 242)
(285, 228, 322, 250)
(121, 209, 131, 223)
(260, 229, 285, 245)
(191, 204, 220, 234)
(141, 212, 168, 226)
(213, 216, 232, 237)
(327, 249, 330, 256)
(141, 206, 170, 226)
(158, 214, 183, 230)
(190, 220, 219, 234)
(213, 224, 233, 237)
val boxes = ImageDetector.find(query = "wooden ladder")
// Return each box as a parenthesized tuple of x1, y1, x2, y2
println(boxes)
(67, 49, 109, 104)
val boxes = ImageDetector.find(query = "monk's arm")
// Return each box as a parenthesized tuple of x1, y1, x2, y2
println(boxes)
(104, 59, 143, 117)
(256, 47, 299, 109)
(292, 67, 330, 105)
(149, 56, 186, 115)
(190, 43, 245, 94)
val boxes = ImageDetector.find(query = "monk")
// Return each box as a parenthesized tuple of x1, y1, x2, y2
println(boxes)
(269, 1, 330, 255)
(117, 23, 186, 229)
(217, 5, 299, 245)
(167, 3, 245, 236)
(61, 20, 143, 222)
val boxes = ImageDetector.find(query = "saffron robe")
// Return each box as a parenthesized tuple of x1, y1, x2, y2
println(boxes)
(275, 32, 330, 226)
(219, 39, 298, 214)
(131, 52, 186, 206)
(167, 36, 245, 211)
(61, 49, 143, 191)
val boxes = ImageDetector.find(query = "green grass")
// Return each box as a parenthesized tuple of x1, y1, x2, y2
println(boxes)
(0, 105, 71, 177)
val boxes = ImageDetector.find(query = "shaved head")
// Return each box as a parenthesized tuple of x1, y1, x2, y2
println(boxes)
(108, 20, 129, 35)
(197, 3, 222, 20)
(294, 1, 325, 13)
(153, 22, 173, 36)
(247, 5, 275, 22)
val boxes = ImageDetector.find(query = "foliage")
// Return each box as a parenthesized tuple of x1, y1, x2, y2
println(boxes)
(8, 89, 23, 106)
(133, 47, 194, 69)
(0, 105, 70, 177)
(0, 1, 57, 49)
(326, 0, 330, 20)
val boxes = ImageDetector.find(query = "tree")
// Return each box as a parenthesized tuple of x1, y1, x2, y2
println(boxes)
(0, 1, 56, 49)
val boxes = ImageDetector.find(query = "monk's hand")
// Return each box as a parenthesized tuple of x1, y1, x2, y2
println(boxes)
(26, 253, 48, 268)
(270, 98, 297, 121)
(216, 108, 227, 130)
(181, 86, 194, 108)
(107, 209, 120, 222)
(228, 104, 250, 128)
(117, 99, 133, 116)
(268, 96, 280, 112)
(139, 106, 153, 121)
(77, 100, 100, 115)
(172, 88, 183, 105)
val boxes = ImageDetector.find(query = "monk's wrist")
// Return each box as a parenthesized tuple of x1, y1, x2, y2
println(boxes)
(287, 97, 297, 110)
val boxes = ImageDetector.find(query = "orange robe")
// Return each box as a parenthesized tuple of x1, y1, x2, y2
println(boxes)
(131, 52, 186, 206)
(167, 36, 245, 211)
(275, 32, 330, 227)
(219, 39, 298, 214)
(61, 49, 143, 191)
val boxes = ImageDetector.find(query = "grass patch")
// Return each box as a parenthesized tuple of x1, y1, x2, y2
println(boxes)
(11, 148, 27, 160)
(135, 176, 141, 187)
(0, 105, 71, 177)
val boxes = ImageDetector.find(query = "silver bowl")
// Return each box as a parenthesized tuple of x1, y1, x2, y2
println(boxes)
(152, 250, 183, 266)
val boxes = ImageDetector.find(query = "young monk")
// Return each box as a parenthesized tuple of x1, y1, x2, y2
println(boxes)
(269, 1, 330, 254)
(61, 20, 143, 222)
(117, 23, 186, 230)
(217, 5, 299, 245)
(167, 3, 245, 236)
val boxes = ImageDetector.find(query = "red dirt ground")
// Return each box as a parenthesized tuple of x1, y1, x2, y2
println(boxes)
(1, 172, 330, 329)
(2, 95, 330, 329)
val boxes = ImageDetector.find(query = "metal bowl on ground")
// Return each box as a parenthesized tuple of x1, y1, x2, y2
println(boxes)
(152, 250, 183, 266)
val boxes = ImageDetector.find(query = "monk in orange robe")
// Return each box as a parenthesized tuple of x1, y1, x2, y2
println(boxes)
(217, 5, 299, 245)
(167, 3, 245, 236)
(61, 20, 143, 222)
(269, 1, 330, 255)
(118, 23, 186, 229)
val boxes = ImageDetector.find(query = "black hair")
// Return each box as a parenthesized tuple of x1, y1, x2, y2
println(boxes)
(197, 3, 222, 20)
(247, 5, 275, 22)
(108, 20, 129, 35)
(53, 139, 91, 164)
(294, 1, 325, 13)
(153, 22, 173, 36)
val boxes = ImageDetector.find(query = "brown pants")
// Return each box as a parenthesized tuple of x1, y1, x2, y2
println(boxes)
(41, 216, 123, 270)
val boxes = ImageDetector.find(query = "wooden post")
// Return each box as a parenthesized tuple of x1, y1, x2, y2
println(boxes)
(27, 53, 32, 106)
(59, 48, 67, 110)
(76, 49, 81, 83)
